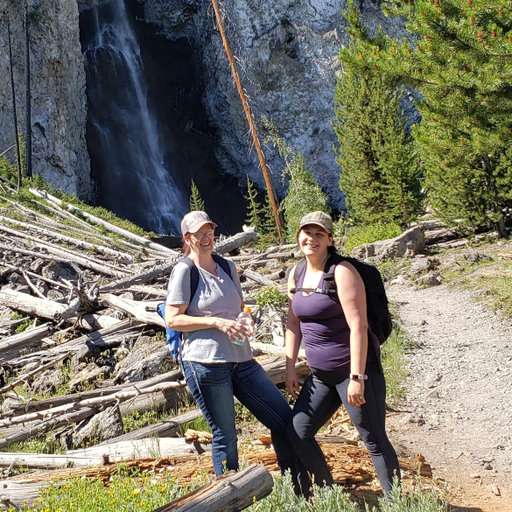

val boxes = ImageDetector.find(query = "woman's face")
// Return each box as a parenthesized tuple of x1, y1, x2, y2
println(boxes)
(297, 224, 332, 257)
(185, 223, 215, 255)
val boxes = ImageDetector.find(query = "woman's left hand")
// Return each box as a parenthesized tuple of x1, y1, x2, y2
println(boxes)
(347, 379, 366, 407)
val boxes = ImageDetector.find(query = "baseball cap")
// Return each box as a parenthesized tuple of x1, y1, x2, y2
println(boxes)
(297, 211, 333, 235)
(180, 211, 217, 236)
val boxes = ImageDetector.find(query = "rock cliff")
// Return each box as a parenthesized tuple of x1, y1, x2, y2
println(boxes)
(0, 0, 408, 216)
(0, 0, 92, 197)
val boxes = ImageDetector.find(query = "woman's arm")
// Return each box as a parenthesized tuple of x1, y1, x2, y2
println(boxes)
(335, 262, 368, 407)
(285, 266, 302, 398)
(165, 304, 250, 340)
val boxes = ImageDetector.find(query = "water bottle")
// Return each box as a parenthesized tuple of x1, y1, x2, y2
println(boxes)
(232, 307, 253, 346)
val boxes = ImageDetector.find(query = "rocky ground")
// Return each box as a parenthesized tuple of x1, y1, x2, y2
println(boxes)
(386, 279, 512, 512)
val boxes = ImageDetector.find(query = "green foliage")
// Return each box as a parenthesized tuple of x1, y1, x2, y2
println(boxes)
(244, 176, 281, 249)
(247, 472, 360, 512)
(348, 0, 512, 234)
(263, 117, 329, 242)
(334, 3, 423, 227)
(189, 179, 205, 212)
(255, 286, 288, 309)
(373, 477, 449, 512)
(339, 220, 403, 256)
(380, 322, 407, 405)
(0, 155, 17, 183)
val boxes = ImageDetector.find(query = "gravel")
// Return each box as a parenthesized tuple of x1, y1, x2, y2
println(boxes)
(386, 281, 512, 509)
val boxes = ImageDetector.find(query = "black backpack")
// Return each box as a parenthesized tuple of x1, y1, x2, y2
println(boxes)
(292, 253, 393, 345)
(157, 254, 233, 359)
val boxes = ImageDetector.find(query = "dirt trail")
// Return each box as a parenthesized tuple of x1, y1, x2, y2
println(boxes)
(386, 281, 512, 512)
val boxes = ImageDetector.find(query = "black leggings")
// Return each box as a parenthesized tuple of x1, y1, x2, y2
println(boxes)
(287, 370, 400, 494)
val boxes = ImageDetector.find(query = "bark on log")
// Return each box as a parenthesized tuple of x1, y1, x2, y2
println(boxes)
(152, 463, 273, 512)
(100, 259, 179, 292)
(213, 230, 258, 255)
(241, 269, 275, 287)
(0, 288, 68, 321)
(100, 294, 164, 326)
(67, 437, 205, 461)
(0, 322, 52, 361)
(98, 409, 202, 445)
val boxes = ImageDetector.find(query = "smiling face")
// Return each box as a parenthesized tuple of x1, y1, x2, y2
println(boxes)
(297, 224, 333, 258)
(185, 223, 215, 256)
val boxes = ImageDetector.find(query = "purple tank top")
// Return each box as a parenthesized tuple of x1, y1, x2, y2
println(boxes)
(291, 271, 351, 371)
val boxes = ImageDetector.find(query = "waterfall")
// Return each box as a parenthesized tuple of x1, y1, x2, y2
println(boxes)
(82, 0, 187, 234)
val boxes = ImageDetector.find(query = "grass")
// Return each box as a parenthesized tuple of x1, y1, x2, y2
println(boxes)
(435, 241, 512, 319)
(17, 468, 449, 512)
(14, 466, 208, 512)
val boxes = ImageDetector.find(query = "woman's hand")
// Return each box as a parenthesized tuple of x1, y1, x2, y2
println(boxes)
(286, 366, 301, 399)
(214, 318, 252, 341)
(347, 379, 366, 407)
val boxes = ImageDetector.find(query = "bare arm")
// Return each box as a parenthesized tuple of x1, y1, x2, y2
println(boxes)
(285, 266, 302, 398)
(335, 262, 368, 407)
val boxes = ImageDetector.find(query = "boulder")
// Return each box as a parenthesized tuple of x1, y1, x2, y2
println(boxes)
(352, 227, 426, 260)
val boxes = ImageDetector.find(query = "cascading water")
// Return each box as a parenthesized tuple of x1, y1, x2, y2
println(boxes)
(82, 0, 187, 234)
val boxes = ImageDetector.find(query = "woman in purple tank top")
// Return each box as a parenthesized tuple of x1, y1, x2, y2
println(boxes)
(285, 211, 400, 496)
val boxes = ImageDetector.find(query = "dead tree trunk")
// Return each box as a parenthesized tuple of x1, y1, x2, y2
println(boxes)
(152, 463, 273, 512)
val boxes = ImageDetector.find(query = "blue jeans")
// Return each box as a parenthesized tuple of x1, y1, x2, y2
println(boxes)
(288, 369, 400, 494)
(182, 359, 309, 493)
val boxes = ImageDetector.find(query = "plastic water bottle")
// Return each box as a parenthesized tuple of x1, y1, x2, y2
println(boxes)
(232, 307, 253, 346)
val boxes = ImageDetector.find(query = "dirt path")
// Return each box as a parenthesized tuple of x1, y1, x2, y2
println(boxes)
(386, 281, 512, 512)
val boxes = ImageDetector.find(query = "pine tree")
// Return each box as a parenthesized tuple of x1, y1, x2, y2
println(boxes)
(263, 119, 329, 241)
(244, 176, 264, 231)
(347, 0, 512, 234)
(334, 3, 423, 227)
(189, 179, 205, 212)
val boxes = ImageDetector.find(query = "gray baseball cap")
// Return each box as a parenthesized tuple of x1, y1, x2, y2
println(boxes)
(297, 211, 333, 235)
(180, 211, 217, 236)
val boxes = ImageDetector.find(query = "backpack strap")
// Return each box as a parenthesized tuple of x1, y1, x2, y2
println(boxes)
(212, 253, 233, 281)
(290, 254, 342, 302)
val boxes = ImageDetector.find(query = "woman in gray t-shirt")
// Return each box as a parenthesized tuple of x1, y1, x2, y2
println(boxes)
(165, 211, 308, 495)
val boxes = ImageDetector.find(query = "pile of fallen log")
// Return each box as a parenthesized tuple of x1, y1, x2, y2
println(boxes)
(0, 187, 309, 508)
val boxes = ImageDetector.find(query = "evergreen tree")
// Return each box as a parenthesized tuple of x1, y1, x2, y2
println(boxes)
(244, 176, 264, 231)
(263, 118, 329, 241)
(346, 0, 512, 234)
(189, 179, 205, 212)
(334, 3, 423, 227)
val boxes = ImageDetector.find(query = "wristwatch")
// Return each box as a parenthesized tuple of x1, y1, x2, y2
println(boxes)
(350, 373, 368, 381)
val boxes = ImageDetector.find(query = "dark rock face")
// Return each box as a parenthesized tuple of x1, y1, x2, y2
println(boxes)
(0, 0, 412, 233)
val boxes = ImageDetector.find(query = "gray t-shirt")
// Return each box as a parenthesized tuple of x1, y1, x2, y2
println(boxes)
(166, 259, 253, 363)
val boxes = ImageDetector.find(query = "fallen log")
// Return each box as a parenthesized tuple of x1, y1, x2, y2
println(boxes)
(0, 215, 134, 263)
(67, 437, 205, 462)
(0, 323, 52, 362)
(0, 241, 127, 278)
(29, 188, 178, 256)
(100, 259, 178, 292)
(241, 269, 275, 287)
(0, 288, 68, 321)
(152, 463, 273, 512)
(214, 230, 258, 255)
(100, 294, 163, 326)
(98, 409, 202, 445)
